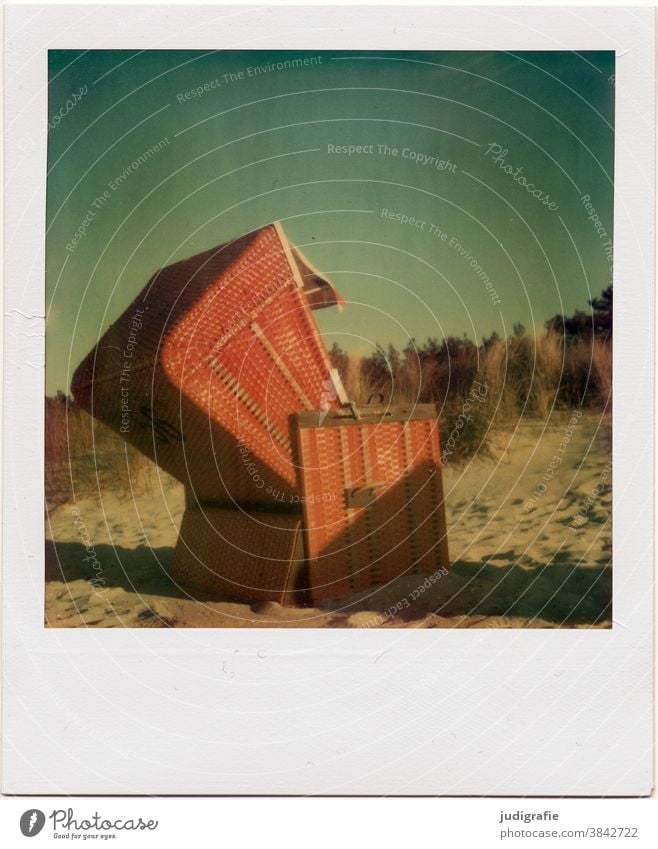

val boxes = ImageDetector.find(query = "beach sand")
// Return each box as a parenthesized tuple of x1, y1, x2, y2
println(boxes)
(45, 411, 612, 629)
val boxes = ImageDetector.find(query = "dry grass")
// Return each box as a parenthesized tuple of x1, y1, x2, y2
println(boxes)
(342, 355, 371, 403)
(588, 337, 613, 408)
(332, 331, 612, 464)
(46, 331, 611, 508)
(45, 395, 155, 512)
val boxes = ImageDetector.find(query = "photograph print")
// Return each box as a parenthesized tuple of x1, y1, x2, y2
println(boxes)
(45, 49, 614, 629)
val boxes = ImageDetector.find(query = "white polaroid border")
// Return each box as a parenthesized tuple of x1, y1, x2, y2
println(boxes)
(3, 4, 654, 796)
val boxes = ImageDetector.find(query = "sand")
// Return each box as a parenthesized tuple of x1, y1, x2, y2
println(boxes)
(45, 411, 612, 629)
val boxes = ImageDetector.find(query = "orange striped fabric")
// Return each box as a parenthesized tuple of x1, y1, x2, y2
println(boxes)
(71, 224, 344, 506)
(294, 405, 450, 603)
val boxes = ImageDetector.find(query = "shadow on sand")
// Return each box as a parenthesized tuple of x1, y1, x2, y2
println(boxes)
(322, 558, 611, 625)
(46, 539, 611, 626)
(45, 539, 186, 599)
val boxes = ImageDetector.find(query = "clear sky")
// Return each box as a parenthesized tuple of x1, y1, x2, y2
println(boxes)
(46, 50, 614, 395)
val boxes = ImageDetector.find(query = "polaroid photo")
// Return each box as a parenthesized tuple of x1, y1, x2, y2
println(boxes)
(2, 4, 654, 797)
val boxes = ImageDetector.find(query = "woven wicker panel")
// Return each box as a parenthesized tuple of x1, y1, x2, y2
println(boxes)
(71, 224, 341, 505)
(170, 507, 307, 605)
(294, 405, 450, 603)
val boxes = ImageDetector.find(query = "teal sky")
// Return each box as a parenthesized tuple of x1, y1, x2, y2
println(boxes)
(46, 50, 614, 395)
